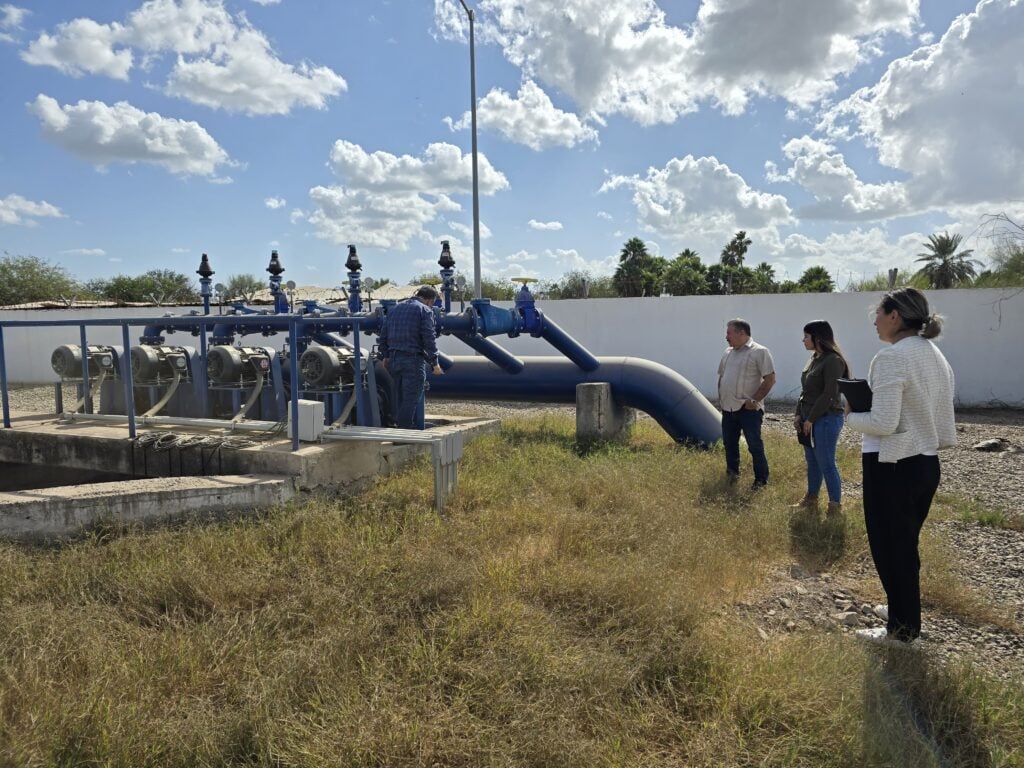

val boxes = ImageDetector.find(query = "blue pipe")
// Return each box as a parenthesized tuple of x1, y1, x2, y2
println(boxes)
(537, 315, 600, 372)
(454, 334, 525, 374)
(0, 327, 9, 428)
(427, 355, 722, 446)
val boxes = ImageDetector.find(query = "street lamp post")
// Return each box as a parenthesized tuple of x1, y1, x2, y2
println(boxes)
(455, 0, 482, 298)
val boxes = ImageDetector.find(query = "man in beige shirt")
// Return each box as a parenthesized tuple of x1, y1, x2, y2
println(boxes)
(717, 318, 776, 488)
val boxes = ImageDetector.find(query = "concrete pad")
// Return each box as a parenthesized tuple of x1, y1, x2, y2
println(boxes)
(0, 409, 500, 541)
(0, 474, 295, 542)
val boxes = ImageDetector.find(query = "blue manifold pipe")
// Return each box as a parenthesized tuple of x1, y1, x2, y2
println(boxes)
(427, 355, 722, 446)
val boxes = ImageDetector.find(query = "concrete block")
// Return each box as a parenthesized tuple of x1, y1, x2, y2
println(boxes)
(576, 382, 635, 444)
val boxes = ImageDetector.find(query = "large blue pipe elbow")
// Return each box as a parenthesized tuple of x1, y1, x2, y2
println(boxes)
(454, 334, 525, 374)
(427, 355, 722, 447)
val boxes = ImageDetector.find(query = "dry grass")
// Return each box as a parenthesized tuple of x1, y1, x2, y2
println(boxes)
(0, 415, 1021, 766)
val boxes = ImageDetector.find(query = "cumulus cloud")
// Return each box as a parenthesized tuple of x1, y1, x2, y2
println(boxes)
(0, 193, 64, 226)
(446, 80, 598, 150)
(28, 94, 232, 177)
(528, 219, 563, 230)
(251, 0, 281, 4)
(289, 208, 305, 223)
(597, 211, 613, 221)
(774, 227, 927, 283)
(21, 0, 345, 115)
(327, 140, 508, 195)
(820, 0, 1024, 211)
(435, 0, 919, 125)
(601, 154, 794, 246)
(765, 136, 908, 220)
(264, 196, 286, 209)
(309, 140, 509, 250)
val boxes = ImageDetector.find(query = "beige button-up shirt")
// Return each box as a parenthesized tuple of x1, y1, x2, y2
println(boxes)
(718, 339, 775, 412)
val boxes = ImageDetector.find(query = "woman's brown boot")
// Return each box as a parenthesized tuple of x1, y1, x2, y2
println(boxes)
(789, 495, 818, 510)
(827, 501, 843, 516)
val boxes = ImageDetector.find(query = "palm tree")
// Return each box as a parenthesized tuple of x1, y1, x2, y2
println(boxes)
(914, 232, 981, 289)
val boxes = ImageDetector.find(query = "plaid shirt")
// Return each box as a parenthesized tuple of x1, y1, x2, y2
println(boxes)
(378, 298, 438, 367)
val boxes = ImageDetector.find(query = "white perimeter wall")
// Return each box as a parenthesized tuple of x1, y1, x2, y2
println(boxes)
(3, 288, 1023, 407)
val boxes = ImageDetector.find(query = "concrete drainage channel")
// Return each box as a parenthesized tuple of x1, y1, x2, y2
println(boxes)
(0, 410, 498, 543)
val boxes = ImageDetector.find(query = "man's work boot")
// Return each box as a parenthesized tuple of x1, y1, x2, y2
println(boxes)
(827, 501, 843, 516)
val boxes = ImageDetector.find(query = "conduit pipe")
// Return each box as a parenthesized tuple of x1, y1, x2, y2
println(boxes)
(63, 412, 280, 433)
(427, 355, 722, 446)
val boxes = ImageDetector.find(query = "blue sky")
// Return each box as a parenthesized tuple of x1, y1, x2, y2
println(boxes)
(2, 0, 1022, 291)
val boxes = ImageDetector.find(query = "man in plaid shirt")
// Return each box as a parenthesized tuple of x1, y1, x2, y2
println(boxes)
(378, 285, 443, 429)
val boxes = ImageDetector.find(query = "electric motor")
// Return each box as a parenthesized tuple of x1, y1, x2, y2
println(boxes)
(50, 344, 118, 380)
(130, 345, 190, 383)
(299, 346, 356, 387)
(207, 345, 272, 385)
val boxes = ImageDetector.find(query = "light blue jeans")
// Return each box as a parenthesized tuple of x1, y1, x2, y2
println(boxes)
(803, 411, 844, 502)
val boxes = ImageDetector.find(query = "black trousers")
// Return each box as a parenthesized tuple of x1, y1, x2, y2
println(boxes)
(861, 452, 940, 641)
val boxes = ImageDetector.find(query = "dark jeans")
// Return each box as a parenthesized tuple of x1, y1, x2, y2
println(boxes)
(722, 408, 769, 484)
(389, 352, 426, 430)
(862, 452, 941, 641)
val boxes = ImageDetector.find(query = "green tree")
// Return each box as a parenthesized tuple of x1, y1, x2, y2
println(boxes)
(0, 254, 80, 306)
(224, 273, 264, 302)
(796, 266, 835, 293)
(974, 240, 1024, 287)
(88, 270, 198, 304)
(914, 232, 980, 289)
(719, 230, 752, 268)
(749, 262, 778, 294)
(547, 270, 616, 299)
(613, 237, 667, 297)
(663, 249, 709, 296)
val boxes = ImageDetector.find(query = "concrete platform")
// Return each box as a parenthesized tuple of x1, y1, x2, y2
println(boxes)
(0, 410, 499, 541)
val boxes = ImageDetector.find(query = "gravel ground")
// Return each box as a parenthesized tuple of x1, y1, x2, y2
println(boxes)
(5, 386, 1023, 680)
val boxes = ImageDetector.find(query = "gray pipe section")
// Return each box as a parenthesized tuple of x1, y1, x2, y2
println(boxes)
(427, 355, 722, 447)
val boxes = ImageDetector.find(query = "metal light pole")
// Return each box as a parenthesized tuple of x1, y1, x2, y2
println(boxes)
(456, 0, 482, 298)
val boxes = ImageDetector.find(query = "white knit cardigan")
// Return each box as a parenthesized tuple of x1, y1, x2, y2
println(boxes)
(846, 335, 956, 463)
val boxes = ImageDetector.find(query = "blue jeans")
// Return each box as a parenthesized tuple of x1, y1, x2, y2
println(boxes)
(803, 411, 844, 502)
(722, 408, 769, 484)
(389, 353, 426, 429)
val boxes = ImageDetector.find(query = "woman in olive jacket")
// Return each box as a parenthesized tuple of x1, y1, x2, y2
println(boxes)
(792, 320, 850, 515)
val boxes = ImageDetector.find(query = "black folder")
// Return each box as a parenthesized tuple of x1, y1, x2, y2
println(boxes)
(837, 378, 872, 412)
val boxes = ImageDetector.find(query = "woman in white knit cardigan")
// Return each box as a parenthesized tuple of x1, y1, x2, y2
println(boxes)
(845, 287, 956, 643)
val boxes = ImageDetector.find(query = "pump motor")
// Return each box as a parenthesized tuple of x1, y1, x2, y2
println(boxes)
(50, 344, 118, 380)
(207, 345, 272, 386)
(130, 345, 191, 384)
(299, 346, 356, 387)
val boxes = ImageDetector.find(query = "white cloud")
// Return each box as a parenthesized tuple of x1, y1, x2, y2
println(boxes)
(0, 4, 28, 42)
(601, 154, 794, 246)
(774, 227, 926, 284)
(765, 136, 908, 220)
(251, 0, 281, 5)
(22, 17, 133, 78)
(327, 140, 508, 195)
(0, 193, 64, 226)
(165, 28, 346, 115)
(448, 219, 493, 239)
(820, 0, 1024, 211)
(528, 219, 563, 231)
(309, 141, 508, 250)
(108, 257, 123, 262)
(21, 0, 345, 115)
(28, 94, 232, 177)
(289, 208, 305, 223)
(265, 196, 286, 209)
(596, 211, 613, 221)
(434, 0, 919, 125)
(171, 247, 190, 253)
(59, 247, 106, 256)
(446, 79, 598, 150)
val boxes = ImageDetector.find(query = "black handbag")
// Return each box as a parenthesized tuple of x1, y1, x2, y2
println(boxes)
(796, 418, 813, 447)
